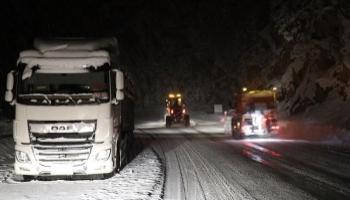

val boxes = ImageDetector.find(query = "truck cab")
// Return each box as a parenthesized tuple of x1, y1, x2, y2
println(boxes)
(165, 93, 190, 127)
(4, 38, 135, 180)
(231, 88, 279, 139)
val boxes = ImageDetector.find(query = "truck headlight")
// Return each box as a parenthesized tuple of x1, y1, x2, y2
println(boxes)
(95, 149, 111, 161)
(15, 150, 31, 163)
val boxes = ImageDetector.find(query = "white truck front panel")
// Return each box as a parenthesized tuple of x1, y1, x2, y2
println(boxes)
(14, 103, 115, 176)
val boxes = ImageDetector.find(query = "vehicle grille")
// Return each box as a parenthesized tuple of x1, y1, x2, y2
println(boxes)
(29, 121, 95, 166)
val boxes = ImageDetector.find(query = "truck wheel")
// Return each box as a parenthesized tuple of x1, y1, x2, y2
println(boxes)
(166, 116, 172, 128)
(115, 145, 121, 173)
(119, 141, 126, 170)
(184, 115, 190, 127)
(127, 132, 134, 162)
(231, 119, 239, 139)
(102, 169, 116, 179)
(232, 130, 244, 140)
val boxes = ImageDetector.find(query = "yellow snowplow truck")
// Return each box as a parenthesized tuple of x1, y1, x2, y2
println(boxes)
(165, 93, 190, 127)
(231, 88, 279, 139)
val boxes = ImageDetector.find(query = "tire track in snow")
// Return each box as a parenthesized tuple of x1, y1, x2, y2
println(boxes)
(184, 137, 315, 200)
(240, 142, 350, 199)
(180, 141, 255, 200)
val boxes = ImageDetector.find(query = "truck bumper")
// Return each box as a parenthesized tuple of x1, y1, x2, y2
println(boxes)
(14, 144, 114, 176)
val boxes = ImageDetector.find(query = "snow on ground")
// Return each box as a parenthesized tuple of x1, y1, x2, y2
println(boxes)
(136, 112, 350, 199)
(135, 111, 229, 135)
(0, 113, 164, 200)
(0, 145, 164, 200)
(279, 118, 350, 145)
(0, 110, 164, 200)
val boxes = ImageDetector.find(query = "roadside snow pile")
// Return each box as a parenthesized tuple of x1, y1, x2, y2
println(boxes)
(81, 148, 164, 200)
(279, 119, 350, 144)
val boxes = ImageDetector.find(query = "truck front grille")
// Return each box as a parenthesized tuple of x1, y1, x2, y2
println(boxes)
(33, 143, 92, 165)
(29, 120, 96, 166)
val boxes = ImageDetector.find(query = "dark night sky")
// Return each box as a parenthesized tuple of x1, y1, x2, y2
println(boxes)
(1, 0, 350, 127)
(0, 0, 271, 108)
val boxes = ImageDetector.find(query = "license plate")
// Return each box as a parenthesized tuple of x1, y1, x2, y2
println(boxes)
(51, 165, 73, 175)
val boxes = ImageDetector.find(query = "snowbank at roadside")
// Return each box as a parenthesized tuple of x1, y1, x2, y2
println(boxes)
(0, 143, 164, 200)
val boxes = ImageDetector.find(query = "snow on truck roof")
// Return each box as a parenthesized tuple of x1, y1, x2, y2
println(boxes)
(242, 90, 275, 98)
(34, 38, 118, 52)
(20, 56, 110, 80)
(18, 38, 118, 79)
(19, 49, 110, 58)
(18, 50, 110, 78)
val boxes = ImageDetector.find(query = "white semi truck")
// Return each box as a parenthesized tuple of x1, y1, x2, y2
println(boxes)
(4, 38, 135, 180)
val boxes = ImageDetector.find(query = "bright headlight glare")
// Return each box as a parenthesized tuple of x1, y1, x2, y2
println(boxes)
(15, 150, 31, 163)
(95, 149, 111, 161)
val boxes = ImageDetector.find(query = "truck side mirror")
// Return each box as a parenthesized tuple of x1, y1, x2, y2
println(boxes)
(116, 70, 124, 90)
(116, 90, 124, 101)
(114, 69, 124, 101)
(5, 71, 15, 102)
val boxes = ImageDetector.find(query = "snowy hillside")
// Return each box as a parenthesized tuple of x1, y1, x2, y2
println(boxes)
(238, 0, 350, 130)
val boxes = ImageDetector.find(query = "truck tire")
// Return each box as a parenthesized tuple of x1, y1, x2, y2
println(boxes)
(184, 115, 190, 127)
(118, 135, 128, 171)
(166, 116, 172, 128)
(232, 128, 244, 139)
(233, 132, 244, 139)
(126, 131, 134, 162)
(102, 169, 116, 180)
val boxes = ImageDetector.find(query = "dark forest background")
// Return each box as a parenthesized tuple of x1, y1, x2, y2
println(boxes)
(0, 0, 349, 122)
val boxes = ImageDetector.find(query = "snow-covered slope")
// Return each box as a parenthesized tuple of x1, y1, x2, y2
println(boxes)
(239, 0, 350, 130)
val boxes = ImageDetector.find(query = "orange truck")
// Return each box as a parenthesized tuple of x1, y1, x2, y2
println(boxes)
(231, 88, 279, 138)
(165, 93, 190, 127)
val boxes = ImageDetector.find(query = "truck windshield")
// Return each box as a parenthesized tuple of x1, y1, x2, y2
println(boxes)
(18, 71, 110, 105)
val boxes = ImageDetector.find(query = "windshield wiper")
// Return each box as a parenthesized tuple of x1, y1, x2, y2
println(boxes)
(19, 93, 52, 104)
(71, 93, 105, 104)
(51, 94, 77, 105)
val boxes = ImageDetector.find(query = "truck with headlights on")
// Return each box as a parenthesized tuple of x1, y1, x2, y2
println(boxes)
(4, 38, 135, 180)
(165, 93, 190, 127)
(231, 88, 279, 139)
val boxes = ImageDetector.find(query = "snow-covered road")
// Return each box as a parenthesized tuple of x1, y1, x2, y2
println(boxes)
(137, 115, 350, 200)
(1, 113, 350, 200)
